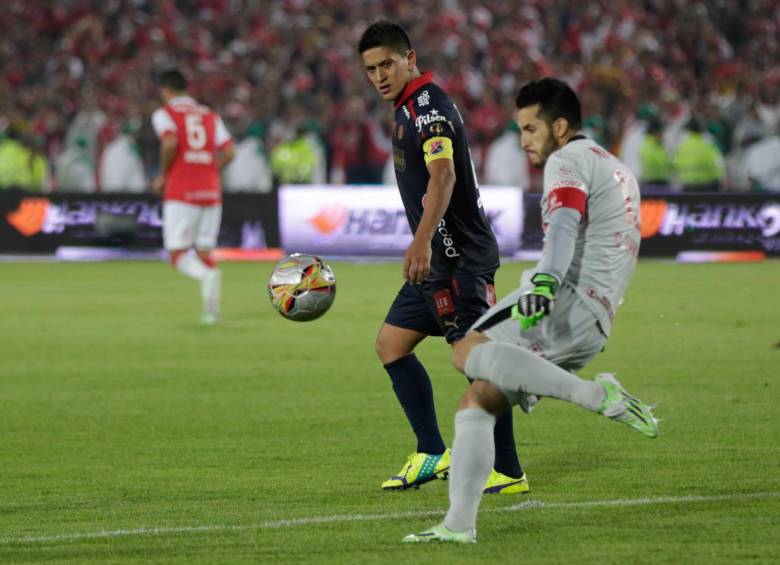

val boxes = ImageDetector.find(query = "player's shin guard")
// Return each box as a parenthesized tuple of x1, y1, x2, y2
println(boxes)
(464, 341, 603, 412)
(444, 408, 495, 532)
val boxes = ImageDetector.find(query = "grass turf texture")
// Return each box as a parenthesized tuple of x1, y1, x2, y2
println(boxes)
(1, 259, 778, 563)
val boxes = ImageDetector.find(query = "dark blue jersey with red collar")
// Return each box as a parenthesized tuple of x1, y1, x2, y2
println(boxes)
(392, 72, 499, 280)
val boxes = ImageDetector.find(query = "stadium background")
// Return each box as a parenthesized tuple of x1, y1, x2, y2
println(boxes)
(1, 2, 779, 563)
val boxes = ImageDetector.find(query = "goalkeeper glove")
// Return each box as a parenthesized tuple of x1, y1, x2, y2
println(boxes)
(512, 273, 559, 329)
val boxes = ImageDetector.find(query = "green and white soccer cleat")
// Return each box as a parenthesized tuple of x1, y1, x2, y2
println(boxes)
(483, 469, 530, 494)
(596, 373, 659, 438)
(403, 522, 476, 544)
(381, 449, 450, 490)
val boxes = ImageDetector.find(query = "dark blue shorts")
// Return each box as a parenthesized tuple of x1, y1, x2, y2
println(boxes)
(384, 273, 497, 343)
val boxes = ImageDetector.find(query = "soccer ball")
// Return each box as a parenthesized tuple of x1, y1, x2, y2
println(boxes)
(267, 253, 336, 321)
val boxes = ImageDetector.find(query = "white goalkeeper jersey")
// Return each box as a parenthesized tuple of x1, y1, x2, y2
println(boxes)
(532, 136, 641, 336)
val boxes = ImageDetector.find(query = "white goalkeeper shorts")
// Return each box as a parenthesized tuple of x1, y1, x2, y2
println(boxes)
(470, 283, 607, 373)
(163, 201, 222, 251)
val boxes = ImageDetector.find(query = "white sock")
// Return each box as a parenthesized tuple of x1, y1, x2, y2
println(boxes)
(200, 268, 221, 315)
(174, 251, 209, 281)
(465, 341, 604, 412)
(444, 408, 496, 532)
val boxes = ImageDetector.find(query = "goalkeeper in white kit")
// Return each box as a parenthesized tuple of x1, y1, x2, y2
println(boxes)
(404, 78, 658, 544)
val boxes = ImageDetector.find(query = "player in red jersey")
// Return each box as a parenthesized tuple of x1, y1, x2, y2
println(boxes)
(151, 69, 235, 324)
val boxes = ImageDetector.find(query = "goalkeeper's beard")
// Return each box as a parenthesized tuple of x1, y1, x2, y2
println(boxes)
(533, 136, 560, 169)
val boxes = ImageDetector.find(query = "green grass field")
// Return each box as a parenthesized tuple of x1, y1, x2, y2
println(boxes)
(1, 259, 779, 563)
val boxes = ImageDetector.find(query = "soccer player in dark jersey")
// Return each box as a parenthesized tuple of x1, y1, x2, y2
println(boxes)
(358, 20, 528, 494)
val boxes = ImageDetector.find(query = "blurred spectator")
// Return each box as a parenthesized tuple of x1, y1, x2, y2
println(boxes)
(223, 123, 273, 193)
(0, 128, 48, 191)
(673, 117, 725, 192)
(99, 121, 147, 192)
(270, 126, 318, 184)
(582, 114, 608, 148)
(725, 121, 766, 191)
(618, 105, 655, 181)
(639, 117, 673, 192)
(483, 121, 530, 190)
(743, 133, 780, 191)
(55, 137, 96, 192)
(329, 97, 389, 184)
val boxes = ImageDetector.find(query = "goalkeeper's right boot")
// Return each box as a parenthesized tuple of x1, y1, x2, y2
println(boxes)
(403, 523, 476, 544)
(596, 373, 659, 438)
(381, 448, 450, 490)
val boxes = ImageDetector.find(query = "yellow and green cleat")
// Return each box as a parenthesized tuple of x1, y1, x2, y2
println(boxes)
(382, 449, 451, 490)
(483, 469, 530, 494)
(596, 373, 659, 438)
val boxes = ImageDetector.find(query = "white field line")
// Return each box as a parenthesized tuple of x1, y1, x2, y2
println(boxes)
(2, 491, 778, 545)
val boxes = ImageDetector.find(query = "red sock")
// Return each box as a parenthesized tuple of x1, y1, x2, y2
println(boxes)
(197, 251, 216, 269)
(169, 249, 186, 267)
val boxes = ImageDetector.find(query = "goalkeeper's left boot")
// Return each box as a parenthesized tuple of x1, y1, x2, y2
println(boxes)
(403, 523, 476, 544)
(596, 373, 659, 438)
(381, 449, 450, 490)
(483, 469, 530, 495)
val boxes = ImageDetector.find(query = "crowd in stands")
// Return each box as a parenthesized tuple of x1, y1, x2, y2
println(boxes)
(0, 0, 778, 194)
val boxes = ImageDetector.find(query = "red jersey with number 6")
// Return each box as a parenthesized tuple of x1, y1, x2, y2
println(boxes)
(151, 96, 233, 205)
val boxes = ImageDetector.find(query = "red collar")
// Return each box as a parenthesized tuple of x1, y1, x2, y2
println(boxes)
(394, 72, 434, 110)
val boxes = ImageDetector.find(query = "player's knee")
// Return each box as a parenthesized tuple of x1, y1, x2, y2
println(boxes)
(375, 332, 400, 365)
(451, 331, 488, 374)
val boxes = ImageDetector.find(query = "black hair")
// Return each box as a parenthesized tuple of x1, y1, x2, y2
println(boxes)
(158, 69, 188, 92)
(515, 78, 582, 131)
(357, 20, 412, 55)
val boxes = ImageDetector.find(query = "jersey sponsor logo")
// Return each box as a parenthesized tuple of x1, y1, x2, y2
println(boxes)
(414, 109, 447, 132)
(437, 218, 461, 258)
(417, 90, 431, 107)
(433, 288, 456, 316)
(402, 105, 411, 119)
(393, 147, 406, 171)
